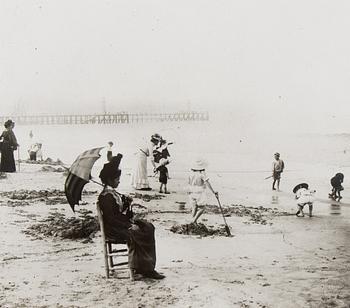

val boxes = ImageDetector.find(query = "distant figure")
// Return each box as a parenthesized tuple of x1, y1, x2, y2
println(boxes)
(293, 183, 315, 217)
(131, 146, 152, 191)
(156, 158, 170, 194)
(107, 141, 114, 161)
(36, 143, 43, 161)
(153, 139, 171, 165)
(0, 119, 19, 173)
(28, 143, 40, 161)
(187, 159, 217, 223)
(272, 152, 285, 191)
(329, 173, 344, 201)
(150, 133, 162, 171)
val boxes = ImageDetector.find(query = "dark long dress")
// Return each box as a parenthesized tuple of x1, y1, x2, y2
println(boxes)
(98, 188, 157, 273)
(0, 129, 18, 172)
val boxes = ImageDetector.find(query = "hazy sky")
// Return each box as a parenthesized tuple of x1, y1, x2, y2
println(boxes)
(1, 0, 350, 130)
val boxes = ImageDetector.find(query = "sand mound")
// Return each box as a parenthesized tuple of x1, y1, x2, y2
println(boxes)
(23, 209, 99, 242)
(170, 222, 228, 237)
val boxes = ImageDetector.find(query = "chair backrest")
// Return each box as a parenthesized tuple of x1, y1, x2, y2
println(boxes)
(96, 202, 107, 241)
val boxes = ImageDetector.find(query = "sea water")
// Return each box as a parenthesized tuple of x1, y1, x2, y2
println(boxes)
(13, 118, 350, 216)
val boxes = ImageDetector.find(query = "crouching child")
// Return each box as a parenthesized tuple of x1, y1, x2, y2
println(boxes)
(293, 183, 315, 217)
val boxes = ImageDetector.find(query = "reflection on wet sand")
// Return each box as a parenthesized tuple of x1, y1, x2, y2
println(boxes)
(330, 203, 341, 215)
(271, 195, 279, 205)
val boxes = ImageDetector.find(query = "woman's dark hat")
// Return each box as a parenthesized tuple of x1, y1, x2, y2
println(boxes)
(293, 183, 309, 194)
(99, 154, 123, 184)
(151, 133, 162, 144)
(4, 119, 14, 128)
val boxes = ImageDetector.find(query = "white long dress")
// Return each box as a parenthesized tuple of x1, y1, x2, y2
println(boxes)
(131, 147, 150, 190)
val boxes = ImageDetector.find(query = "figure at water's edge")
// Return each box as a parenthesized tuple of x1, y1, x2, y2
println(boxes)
(0, 119, 19, 173)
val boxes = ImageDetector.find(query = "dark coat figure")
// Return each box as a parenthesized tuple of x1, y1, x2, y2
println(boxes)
(157, 165, 168, 185)
(97, 155, 164, 279)
(0, 120, 19, 173)
(329, 173, 344, 200)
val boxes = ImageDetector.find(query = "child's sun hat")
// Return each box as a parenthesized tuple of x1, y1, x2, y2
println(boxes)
(293, 183, 309, 194)
(191, 159, 207, 171)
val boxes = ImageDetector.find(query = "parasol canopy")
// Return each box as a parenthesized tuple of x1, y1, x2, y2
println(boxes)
(65, 147, 104, 212)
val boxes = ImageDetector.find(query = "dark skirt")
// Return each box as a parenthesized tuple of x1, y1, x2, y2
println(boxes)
(0, 143, 16, 172)
(128, 220, 156, 273)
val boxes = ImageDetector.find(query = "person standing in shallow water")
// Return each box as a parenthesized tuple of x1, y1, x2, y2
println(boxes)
(0, 119, 19, 173)
(272, 152, 285, 191)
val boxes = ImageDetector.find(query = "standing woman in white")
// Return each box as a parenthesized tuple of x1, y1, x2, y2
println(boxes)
(131, 146, 152, 191)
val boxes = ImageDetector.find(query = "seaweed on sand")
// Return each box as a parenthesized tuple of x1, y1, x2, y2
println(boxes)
(170, 222, 228, 237)
(205, 204, 291, 225)
(22, 209, 99, 241)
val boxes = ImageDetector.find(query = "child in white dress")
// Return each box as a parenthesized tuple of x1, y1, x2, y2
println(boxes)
(293, 183, 316, 217)
(187, 159, 217, 223)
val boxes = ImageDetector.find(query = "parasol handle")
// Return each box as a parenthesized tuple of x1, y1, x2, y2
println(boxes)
(90, 179, 104, 187)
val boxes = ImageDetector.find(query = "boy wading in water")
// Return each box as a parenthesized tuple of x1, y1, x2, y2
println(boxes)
(187, 160, 217, 223)
(272, 152, 285, 191)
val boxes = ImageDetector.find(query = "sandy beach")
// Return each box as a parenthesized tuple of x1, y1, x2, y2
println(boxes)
(0, 158, 349, 308)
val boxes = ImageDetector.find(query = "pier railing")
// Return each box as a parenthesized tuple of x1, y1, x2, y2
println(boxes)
(0, 111, 209, 125)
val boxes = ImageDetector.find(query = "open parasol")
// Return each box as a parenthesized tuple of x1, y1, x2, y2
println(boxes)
(64, 147, 104, 212)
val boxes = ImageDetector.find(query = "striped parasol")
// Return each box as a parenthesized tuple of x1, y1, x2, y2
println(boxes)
(64, 147, 104, 212)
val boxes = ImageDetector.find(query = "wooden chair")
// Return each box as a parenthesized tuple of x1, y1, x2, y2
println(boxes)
(96, 203, 134, 280)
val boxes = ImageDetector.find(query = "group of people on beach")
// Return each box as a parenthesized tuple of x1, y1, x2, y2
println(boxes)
(97, 133, 220, 280)
(271, 152, 345, 217)
(1, 119, 347, 281)
(131, 133, 171, 194)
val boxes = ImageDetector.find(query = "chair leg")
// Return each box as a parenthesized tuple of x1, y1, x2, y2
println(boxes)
(129, 268, 135, 281)
(103, 242, 109, 279)
(107, 242, 114, 269)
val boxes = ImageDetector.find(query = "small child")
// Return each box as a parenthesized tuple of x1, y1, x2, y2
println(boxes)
(187, 159, 217, 223)
(329, 173, 344, 201)
(107, 141, 114, 162)
(293, 183, 315, 217)
(28, 143, 40, 161)
(157, 158, 170, 194)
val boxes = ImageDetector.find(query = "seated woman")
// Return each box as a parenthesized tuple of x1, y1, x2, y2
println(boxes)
(98, 154, 165, 280)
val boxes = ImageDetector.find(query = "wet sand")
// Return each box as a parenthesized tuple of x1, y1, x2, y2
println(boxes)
(0, 163, 349, 308)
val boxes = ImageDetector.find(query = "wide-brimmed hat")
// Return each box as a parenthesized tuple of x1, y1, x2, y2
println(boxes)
(99, 154, 123, 184)
(293, 183, 309, 194)
(4, 119, 14, 128)
(151, 133, 162, 144)
(191, 159, 207, 171)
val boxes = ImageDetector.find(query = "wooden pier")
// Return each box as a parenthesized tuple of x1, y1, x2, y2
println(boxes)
(0, 111, 209, 126)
